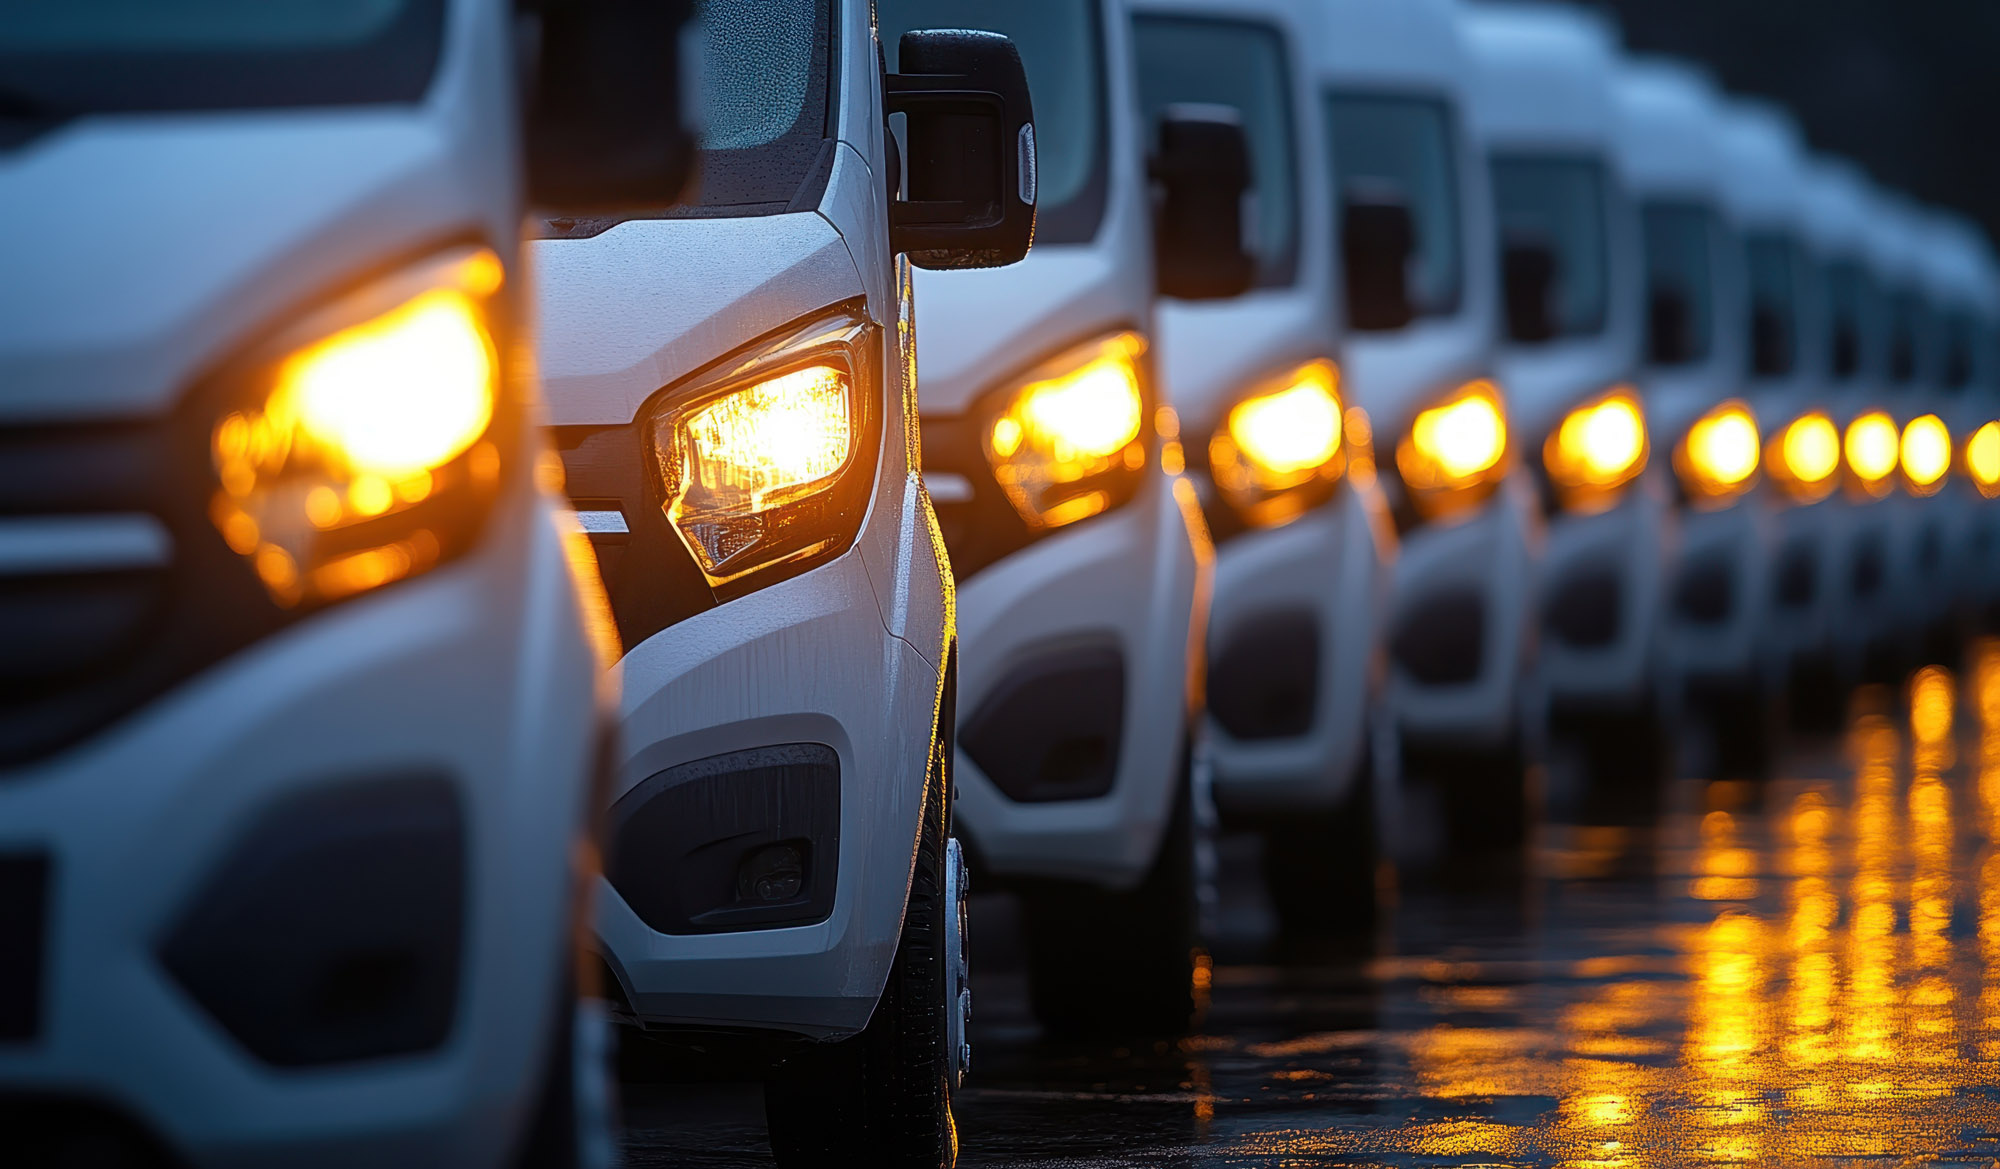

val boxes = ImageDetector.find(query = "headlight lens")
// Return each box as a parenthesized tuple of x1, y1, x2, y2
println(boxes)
(984, 332, 1149, 529)
(1544, 386, 1648, 510)
(1396, 379, 1509, 519)
(209, 247, 508, 608)
(1844, 410, 1901, 496)
(1900, 413, 1951, 495)
(1765, 411, 1841, 503)
(1967, 421, 2000, 498)
(1674, 399, 1760, 506)
(648, 310, 874, 588)
(1208, 359, 1344, 526)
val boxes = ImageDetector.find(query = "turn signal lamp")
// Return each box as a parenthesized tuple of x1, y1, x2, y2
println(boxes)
(650, 311, 874, 587)
(1396, 379, 1509, 519)
(1674, 400, 1760, 506)
(1900, 413, 1951, 495)
(1209, 360, 1345, 526)
(985, 332, 1149, 529)
(1966, 421, 2000, 498)
(1765, 412, 1841, 503)
(1844, 410, 1900, 497)
(210, 247, 506, 608)
(1544, 386, 1647, 511)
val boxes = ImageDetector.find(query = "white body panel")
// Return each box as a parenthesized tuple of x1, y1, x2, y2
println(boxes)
(1462, 4, 1670, 716)
(533, 0, 950, 1036)
(914, 0, 1204, 888)
(1308, 0, 1539, 754)
(1132, 0, 1394, 818)
(0, 1, 606, 1162)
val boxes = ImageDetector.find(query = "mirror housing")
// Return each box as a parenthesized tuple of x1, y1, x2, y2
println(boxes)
(1342, 183, 1416, 331)
(1150, 105, 1255, 300)
(1751, 302, 1792, 377)
(1501, 231, 1559, 344)
(1647, 282, 1696, 365)
(888, 30, 1038, 270)
(520, 0, 700, 214)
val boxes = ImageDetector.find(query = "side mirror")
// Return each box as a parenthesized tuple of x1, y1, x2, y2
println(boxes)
(1342, 184, 1416, 331)
(1751, 302, 1792, 377)
(1149, 105, 1255, 301)
(1501, 231, 1558, 344)
(887, 30, 1037, 270)
(1647, 282, 1695, 365)
(520, 0, 700, 214)
(1830, 322, 1861, 379)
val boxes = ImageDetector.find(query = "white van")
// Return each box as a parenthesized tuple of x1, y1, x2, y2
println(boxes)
(1127, 0, 1396, 933)
(535, 1, 1037, 1159)
(1611, 59, 1778, 766)
(0, 0, 695, 1163)
(1921, 215, 2000, 626)
(877, 0, 1232, 1035)
(1312, 0, 1542, 850)
(1459, 5, 1674, 778)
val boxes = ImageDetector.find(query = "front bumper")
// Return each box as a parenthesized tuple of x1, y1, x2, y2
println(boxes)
(952, 470, 1206, 889)
(597, 526, 945, 1040)
(1205, 483, 1392, 815)
(1537, 477, 1673, 713)
(0, 490, 603, 1168)
(1661, 492, 1775, 693)
(1386, 474, 1541, 750)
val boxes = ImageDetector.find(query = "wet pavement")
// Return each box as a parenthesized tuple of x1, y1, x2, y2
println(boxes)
(624, 647, 2000, 1166)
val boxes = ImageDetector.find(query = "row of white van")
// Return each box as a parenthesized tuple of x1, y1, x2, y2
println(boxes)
(4, 0, 1995, 1166)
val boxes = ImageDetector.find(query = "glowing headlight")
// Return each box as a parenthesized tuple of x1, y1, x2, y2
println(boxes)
(1967, 421, 2000, 498)
(210, 248, 507, 607)
(1674, 400, 1760, 505)
(1844, 411, 1900, 496)
(1544, 386, 1648, 509)
(984, 332, 1149, 529)
(650, 311, 873, 587)
(1208, 360, 1344, 525)
(1765, 412, 1841, 503)
(1396, 379, 1509, 519)
(1900, 413, 1951, 495)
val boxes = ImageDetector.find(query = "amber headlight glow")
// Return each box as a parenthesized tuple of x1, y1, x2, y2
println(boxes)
(210, 247, 508, 608)
(1765, 411, 1841, 503)
(649, 310, 874, 588)
(1674, 400, 1760, 505)
(1208, 359, 1344, 526)
(984, 332, 1149, 529)
(1844, 410, 1901, 496)
(1544, 386, 1648, 511)
(1900, 413, 1951, 495)
(1966, 421, 2000, 498)
(1396, 380, 1510, 520)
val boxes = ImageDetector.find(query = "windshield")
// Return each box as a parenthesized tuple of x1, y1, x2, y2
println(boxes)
(878, 0, 1106, 244)
(1326, 92, 1462, 323)
(1491, 155, 1609, 342)
(676, 0, 832, 212)
(1745, 233, 1802, 379)
(1641, 202, 1717, 367)
(1824, 259, 1882, 383)
(1134, 15, 1297, 289)
(0, 0, 442, 113)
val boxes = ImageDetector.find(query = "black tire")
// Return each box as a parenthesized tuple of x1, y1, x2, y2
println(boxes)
(512, 979, 615, 1169)
(764, 678, 958, 1169)
(1260, 744, 1380, 938)
(1551, 697, 1671, 825)
(1704, 684, 1780, 781)
(1016, 758, 1201, 1038)
(1408, 729, 1531, 856)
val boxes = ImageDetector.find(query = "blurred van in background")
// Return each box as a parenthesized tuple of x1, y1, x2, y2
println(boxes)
(1460, 4, 1675, 784)
(1130, 0, 1398, 935)
(1920, 216, 2000, 629)
(1314, 0, 1542, 853)
(877, 0, 1226, 1037)
(0, 0, 696, 1163)
(533, 1, 1033, 1159)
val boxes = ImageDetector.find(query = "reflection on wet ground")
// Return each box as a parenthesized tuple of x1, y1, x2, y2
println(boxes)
(624, 645, 2000, 1166)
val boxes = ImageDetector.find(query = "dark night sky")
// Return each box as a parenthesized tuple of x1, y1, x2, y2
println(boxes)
(1581, 0, 2000, 245)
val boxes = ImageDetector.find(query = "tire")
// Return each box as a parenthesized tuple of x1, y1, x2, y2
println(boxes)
(512, 981, 618, 1169)
(1260, 740, 1380, 939)
(1016, 746, 1201, 1038)
(1407, 728, 1531, 856)
(764, 668, 963, 1169)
